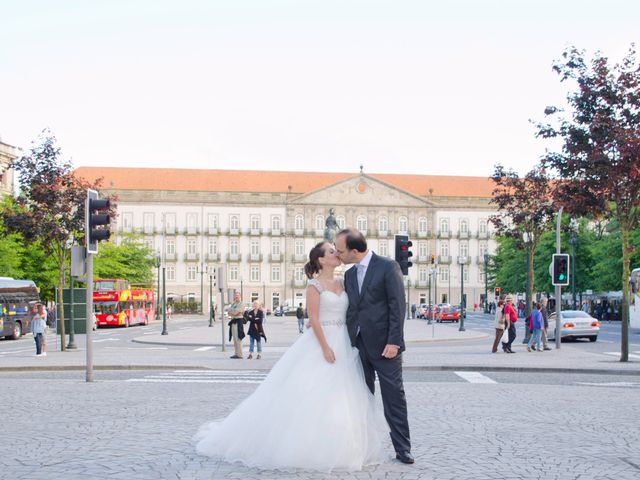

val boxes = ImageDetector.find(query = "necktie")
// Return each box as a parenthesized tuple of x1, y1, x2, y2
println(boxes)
(357, 264, 365, 293)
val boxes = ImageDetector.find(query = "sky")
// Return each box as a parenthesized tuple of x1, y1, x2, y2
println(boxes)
(1, 0, 638, 178)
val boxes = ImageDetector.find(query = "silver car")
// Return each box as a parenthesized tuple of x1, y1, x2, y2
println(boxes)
(547, 310, 600, 342)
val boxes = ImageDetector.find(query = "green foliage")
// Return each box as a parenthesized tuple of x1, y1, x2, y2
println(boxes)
(93, 234, 156, 286)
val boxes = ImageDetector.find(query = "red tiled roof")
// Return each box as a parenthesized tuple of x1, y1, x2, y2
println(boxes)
(74, 167, 494, 198)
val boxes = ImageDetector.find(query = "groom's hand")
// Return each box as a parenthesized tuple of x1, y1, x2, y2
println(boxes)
(382, 344, 399, 359)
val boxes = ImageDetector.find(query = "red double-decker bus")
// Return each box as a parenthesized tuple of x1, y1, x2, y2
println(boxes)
(94, 279, 155, 328)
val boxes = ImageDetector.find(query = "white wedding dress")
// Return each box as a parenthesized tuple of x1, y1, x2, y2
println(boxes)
(194, 279, 388, 472)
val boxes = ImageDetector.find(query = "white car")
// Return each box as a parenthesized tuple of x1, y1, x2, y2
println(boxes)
(547, 310, 600, 342)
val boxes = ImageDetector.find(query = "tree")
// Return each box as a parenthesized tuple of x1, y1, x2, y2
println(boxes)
(489, 165, 556, 322)
(93, 234, 156, 286)
(536, 45, 640, 362)
(1, 130, 111, 350)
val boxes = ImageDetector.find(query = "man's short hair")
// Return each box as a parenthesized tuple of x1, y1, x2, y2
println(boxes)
(337, 228, 367, 252)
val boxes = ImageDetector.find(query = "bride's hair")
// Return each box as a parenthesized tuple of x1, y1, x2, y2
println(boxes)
(304, 241, 329, 279)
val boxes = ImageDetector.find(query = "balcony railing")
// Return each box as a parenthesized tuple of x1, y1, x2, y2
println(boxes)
(185, 227, 199, 235)
(229, 228, 240, 236)
(458, 231, 469, 239)
(416, 231, 428, 238)
(416, 255, 429, 263)
(227, 253, 242, 262)
(416, 280, 429, 288)
(165, 253, 177, 261)
(438, 255, 451, 264)
(477, 231, 489, 239)
(250, 228, 261, 236)
(293, 253, 306, 263)
(476, 255, 487, 264)
(377, 230, 388, 238)
(205, 253, 220, 262)
(270, 253, 282, 262)
(294, 228, 305, 236)
(438, 231, 450, 239)
(207, 227, 219, 235)
(184, 253, 200, 262)
(271, 228, 281, 236)
(293, 279, 307, 288)
(249, 253, 263, 262)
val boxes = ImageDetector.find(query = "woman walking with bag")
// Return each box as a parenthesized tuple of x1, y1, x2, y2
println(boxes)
(502, 295, 518, 353)
(245, 300, 266, 359)
(491, 296, 506, 353)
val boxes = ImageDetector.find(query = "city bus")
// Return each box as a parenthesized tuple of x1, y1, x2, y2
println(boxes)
(0, 279, 39, 339)
(94, 278, 155, 328)
(630, 268, 640, 329)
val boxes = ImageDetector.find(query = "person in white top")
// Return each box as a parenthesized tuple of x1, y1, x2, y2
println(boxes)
(30, 304, 47, 357)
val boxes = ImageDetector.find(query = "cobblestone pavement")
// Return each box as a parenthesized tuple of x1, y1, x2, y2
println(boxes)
(3, 372, 640, 480)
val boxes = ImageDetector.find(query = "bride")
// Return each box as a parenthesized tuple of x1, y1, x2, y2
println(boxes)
(194, 241, 387, 472)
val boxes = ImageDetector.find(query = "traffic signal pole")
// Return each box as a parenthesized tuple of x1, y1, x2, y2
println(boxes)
(85, 253, 94, 382)
(555, 207, 563, 350)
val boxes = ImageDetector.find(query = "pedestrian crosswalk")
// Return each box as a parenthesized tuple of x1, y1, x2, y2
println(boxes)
(603, 351, 640, 360)
(454, 371, 497, 384)
(126, 370, 268, 384)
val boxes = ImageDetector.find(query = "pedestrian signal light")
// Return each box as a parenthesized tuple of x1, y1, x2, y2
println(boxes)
(494, 287, 501, 297)
(394, 235, 413, 276)
(430, 254, 436, 264)
(552, 254, 570, 286)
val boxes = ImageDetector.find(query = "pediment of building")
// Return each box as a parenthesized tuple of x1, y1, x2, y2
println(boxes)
(290, 174, 433, 207)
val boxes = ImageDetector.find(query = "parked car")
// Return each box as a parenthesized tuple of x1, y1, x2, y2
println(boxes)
(547, 310, 600, 342)
(437, 306, 460, 323)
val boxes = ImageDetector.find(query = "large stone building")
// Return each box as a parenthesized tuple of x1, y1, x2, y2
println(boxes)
(76, 166, 497, 312)
(0, 140, 18, 198)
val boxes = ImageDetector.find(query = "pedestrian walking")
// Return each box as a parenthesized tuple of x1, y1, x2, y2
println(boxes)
(539, 297, 552, 350)
(502, 295, 517, 353)
(167, 304, 172, 320)
(245, 300, 266, 359)
(527, 302, 544, 352)
(30, 303, 47, 356)
(411, 303, 417, 319)
(295, 302, 305, 333)
(227, 292, 245, 359)
(491, 296, 506, 353)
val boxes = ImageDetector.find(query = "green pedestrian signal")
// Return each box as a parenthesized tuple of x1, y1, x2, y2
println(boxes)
(552, 254, 570, 286)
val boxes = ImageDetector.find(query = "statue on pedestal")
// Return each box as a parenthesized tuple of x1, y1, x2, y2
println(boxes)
(323, 208, 338, 243)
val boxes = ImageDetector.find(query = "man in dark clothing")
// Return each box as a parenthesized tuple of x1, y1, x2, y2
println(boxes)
(295, 303, 305, 333)
(540, 297, 552, 350)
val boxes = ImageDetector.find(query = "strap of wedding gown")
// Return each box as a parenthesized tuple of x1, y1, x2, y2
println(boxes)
(308, 278, 323, 293)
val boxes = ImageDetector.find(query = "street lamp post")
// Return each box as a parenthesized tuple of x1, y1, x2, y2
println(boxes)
(155, 254, 161, 320)
(484, 253, 489, 313)
(458, 256, 466, 331)
(427, 271, 432, 325)
(522, 231, 534, 343)
(199, 263, 207, 315)
(209, 273, 213, 327)
(66, 235, 77, 350)
(569, 219, 579, 310)
(161, 266, 168, 335)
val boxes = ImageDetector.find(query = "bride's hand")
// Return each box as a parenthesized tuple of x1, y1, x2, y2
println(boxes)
(322, 347, 336, 364)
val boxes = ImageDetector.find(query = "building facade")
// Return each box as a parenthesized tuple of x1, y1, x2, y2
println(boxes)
(0, 140, 18, 198)
(76, 167, 497, 312)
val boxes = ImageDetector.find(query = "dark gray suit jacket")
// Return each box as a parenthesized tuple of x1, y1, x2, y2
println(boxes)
(345, 252, 407, 355)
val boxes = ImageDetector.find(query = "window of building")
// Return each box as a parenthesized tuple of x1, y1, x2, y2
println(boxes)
(187, 239, 197, 255)
(166, 266, 175, 281)
(295, 214, 304, 230)
(356, 215, 367, 232)
(271, 240, 280, 255)
(208, 213, 218, 233)
(479, 219, 487, 234)
(419, 242, 428, 257)
(271, 265, 281, 282)
(440, 218, 449, 234)
(295, 240, 304, 256)
(144, 239, 154, 251)
(460, 219, 469, 234)
(460, 241, 468, 258)
(208, 238, 217, 255)
(479, 242, 488, 257)
(418, 217, 428, 233)
(440, 266, 449, 282)
(121, 212, 133, 232)
(378, 216, 388, 232)
(463, 266, 469, 283)
(187, 266, 197, 282)
(440, 241, 449, 257)
(166, 239, 175, 255)
(336, 215, 346, 230)
(379, 240, 388, 257)
(164, 213, 176, 234)
(230, 215, 240, 231)
(250, 215, 260, 231)
(230, 239, 239, 255)
(419, 268, 427, 283)
(143, 213, 154, 234)
(229, 265, 238, 281)
(315, 215, 324, 231)
(251, 240, 260, 255)
(251, 265, 260, 282)
(271, 215, 281, 232)
(187, 213, 198, 234)
(398, 216, 408, 233)
(294, 267, 305, 281)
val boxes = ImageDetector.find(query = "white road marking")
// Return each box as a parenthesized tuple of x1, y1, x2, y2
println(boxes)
(454, 371, 497, 384)
(575, 382, 640, 388)
(603, 352, 640, 360)
(0, 348, 34, 355)
(127, 369, 268, 384)
(193, 346, 216, 352)
(92, 338, 120, 343)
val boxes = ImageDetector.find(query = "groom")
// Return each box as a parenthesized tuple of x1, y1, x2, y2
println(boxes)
(335, 228, 413, 464)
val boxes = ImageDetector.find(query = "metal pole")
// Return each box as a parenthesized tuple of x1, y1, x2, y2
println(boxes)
(484, 253, 489, 313)
(459, 260, 465, 331)
(155, 263, 160, 320)
(571, 237, 577, 310)
(555, 207, 563, 349)
(67, 276, 77, 349)
(220, 285, 226, 352)
(162, 267, 168, 335)
(523, 247, 532, 344)
(209, 274, 213, 327)
(427, 273, 432, 324)
(434, 265, 438, 306)
(85, 252, 94, 382)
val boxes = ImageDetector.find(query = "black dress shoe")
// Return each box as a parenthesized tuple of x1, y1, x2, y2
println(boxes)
(229, 355, 242, 359)
(396, 451, 415, 464)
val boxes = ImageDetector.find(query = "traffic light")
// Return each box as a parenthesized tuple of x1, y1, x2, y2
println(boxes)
(86, 189, 111, 254)
(552, 253, 570, 286)
(430, 254, 436, 264)
(394, 235, 413, 275)
(494, 287, 501, 297)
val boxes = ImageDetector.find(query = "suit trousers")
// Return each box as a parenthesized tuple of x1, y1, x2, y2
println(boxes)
(231, 322, 243, 357)
(356, 335, 411, 454)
